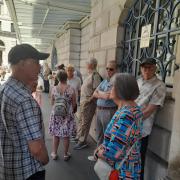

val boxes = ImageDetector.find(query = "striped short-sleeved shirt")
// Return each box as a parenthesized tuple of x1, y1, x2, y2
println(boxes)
(0, 77, 45, 180)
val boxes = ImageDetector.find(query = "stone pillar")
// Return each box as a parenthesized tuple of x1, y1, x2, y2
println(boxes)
(55, 21, 81, 67)
(65, 22, 81, 69)
(80, 17, 91, 78)
(167, 35, 180, 180)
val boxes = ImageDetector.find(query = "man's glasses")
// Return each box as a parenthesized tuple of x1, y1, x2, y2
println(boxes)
(106, 67, 114, 71)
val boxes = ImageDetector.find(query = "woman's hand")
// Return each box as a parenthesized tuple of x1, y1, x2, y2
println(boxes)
(93, 148, 99, 161)
(94, 145, 105, 160)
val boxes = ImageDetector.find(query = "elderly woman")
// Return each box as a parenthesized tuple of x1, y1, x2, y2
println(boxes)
(94, 73, 143, 179)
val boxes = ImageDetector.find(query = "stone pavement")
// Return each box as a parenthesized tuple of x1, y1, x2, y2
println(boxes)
(41, 93, 99, 180)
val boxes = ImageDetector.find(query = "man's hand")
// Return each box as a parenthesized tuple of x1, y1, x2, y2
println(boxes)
(100, 91, 110, 99)
(142, 104, 158, 119)
(28, 138, 49, 165)
(93, 90, 110, 99)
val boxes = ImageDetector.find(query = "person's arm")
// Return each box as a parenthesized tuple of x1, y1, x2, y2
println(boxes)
(93, 89, 110, 99)
(72, 88, 77, 110)
(51, 87, 56, 105)
(142, 83, 166, 119)
(28, 139, 49, 165)
(16, 99, 49, 165)
(93, 80, 111, 99)
(142, 104, 158, 119)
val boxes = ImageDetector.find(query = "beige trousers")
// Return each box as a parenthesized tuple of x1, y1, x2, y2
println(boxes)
(76, 99, 97, 143)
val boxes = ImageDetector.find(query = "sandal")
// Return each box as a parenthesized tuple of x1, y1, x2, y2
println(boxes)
(64, 153, 71, 161)
(51, 152, 58, 160)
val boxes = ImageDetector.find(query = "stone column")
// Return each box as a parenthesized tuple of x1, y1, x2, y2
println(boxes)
(167, 35, 180, 180)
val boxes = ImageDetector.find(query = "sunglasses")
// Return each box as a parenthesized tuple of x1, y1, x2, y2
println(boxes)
(106, 67, 114, 71)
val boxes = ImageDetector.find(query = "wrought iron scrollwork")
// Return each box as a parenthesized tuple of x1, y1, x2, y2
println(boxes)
(121, 0, 180, 83)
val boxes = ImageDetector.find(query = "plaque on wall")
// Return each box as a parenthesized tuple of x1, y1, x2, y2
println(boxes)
(140, 24, 151, 48)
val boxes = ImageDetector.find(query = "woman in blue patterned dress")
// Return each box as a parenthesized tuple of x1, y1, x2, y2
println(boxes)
(94, 73, 143, 179)
(49, 70, 76, 161)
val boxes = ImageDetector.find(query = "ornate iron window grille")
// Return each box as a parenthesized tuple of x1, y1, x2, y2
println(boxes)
(121, 0, 180, 84)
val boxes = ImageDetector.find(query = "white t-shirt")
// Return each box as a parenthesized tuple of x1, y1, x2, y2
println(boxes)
(67, 76, 81, 104)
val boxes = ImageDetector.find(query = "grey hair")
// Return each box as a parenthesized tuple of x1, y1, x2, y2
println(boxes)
(107, 60, 117, 69)
(113, 73, 139, 100)
(88, 58, 97, 68)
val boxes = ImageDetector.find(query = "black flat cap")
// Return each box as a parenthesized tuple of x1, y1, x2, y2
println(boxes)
(140, 58, 156, 66)
(8, 44, 50, 65)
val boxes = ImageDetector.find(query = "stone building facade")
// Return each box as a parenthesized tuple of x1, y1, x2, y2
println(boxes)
(46, 0, 180, 179)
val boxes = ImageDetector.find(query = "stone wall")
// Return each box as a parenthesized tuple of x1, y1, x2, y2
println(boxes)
(167, 35, 180, 180)
(145, 97, 174, 180)
(55, 31, 70, 66)
(89, 0, 127, 77)
(80, 17, 91, 78)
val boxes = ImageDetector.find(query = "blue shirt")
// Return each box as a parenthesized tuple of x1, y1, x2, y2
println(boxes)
(96, 79, 116, 107)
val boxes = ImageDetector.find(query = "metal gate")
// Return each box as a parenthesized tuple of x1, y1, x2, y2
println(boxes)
(121, 0, 180, 84)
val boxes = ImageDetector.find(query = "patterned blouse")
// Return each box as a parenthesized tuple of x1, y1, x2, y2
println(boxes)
(99, 105, 143, 179)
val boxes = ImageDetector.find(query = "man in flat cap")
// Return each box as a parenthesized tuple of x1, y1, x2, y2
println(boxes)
(0, 44, 49, 180)
(135, 58, 166, 180)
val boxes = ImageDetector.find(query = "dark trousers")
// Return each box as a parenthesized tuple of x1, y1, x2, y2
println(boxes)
(140, 136, 149, 180)
(43, 80, 49, 93)
(26, 170, 45, 180)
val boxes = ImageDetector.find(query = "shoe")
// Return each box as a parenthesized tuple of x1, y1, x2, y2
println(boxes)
(64, 153, 71, 161)
(74, 142, 88, 150)
(51, 152, 58, 160)
(70, 137, 78, 143)
(88, 155, 96, 162)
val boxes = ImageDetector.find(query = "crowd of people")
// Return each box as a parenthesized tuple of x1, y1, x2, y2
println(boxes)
(0, 43, 166, 180)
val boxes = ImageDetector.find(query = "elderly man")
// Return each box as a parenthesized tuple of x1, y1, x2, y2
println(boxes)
(136, 58, 166, 180)
(66, 64, 81, 106)
(74, 58, 102, 150)
(0, 44, 49, 180)
(93, 60, 117, 146)
(88, 60, 117, 161)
